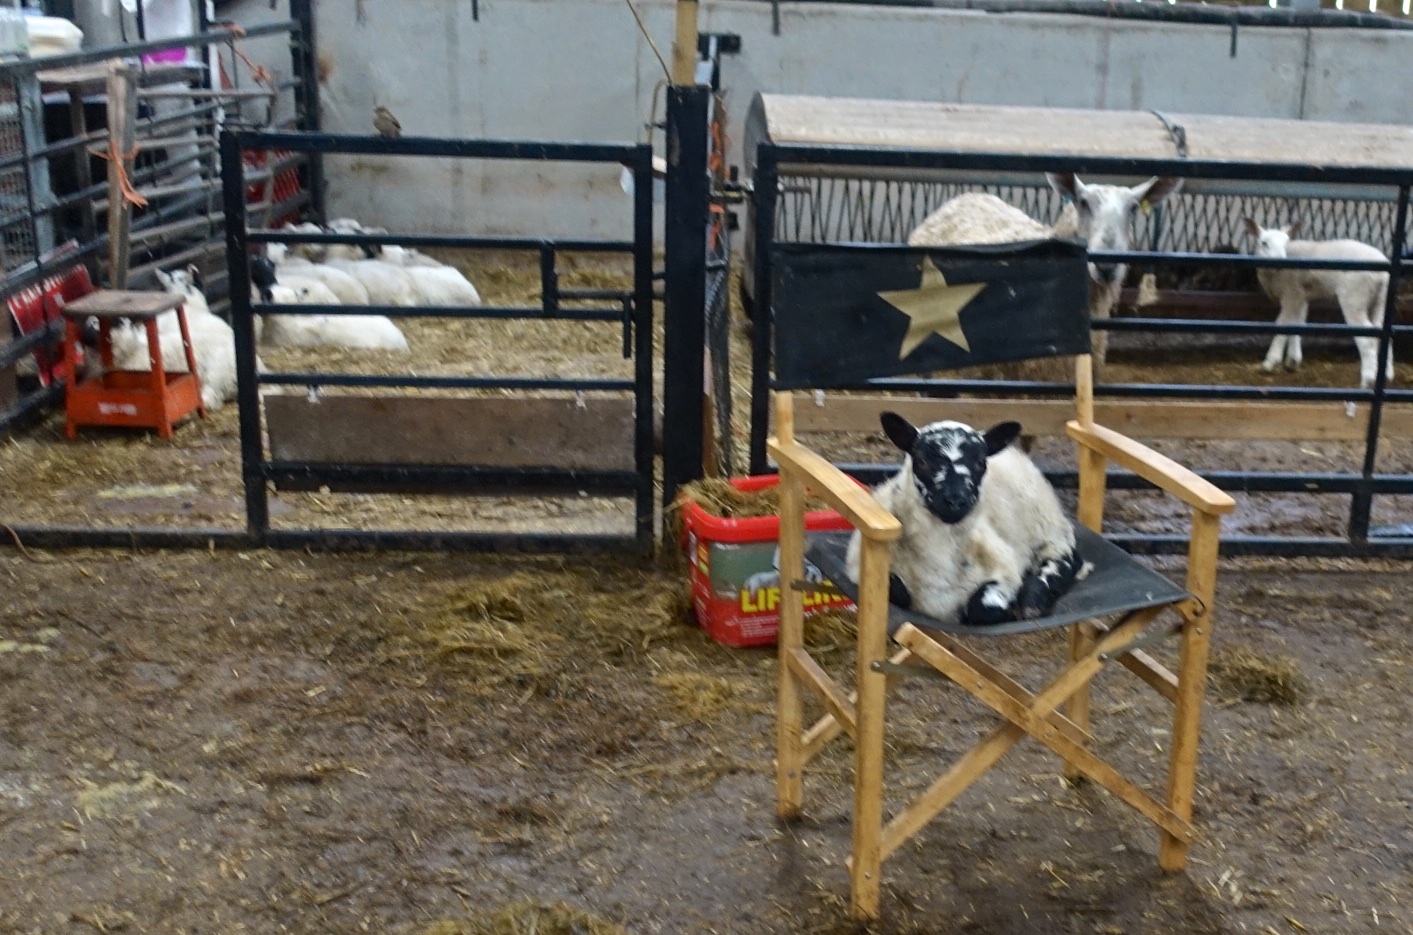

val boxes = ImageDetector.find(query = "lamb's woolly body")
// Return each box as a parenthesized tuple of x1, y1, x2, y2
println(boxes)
(258, 279, 409, 351)
(323, 258, 418, 307)
(109, 301, 237, 412)
(1251, 228, 1392, 389)
(402, 265, 482, 307)
(845, 446, 1074, 624)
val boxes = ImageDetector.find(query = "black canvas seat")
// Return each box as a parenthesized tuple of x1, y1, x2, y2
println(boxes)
(806, 524, 1192, 638)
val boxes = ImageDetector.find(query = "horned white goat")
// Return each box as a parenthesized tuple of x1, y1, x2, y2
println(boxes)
(908, 174, 1184, 370)
(845, 412, 1084, 625)
(1243, 218, 1393, 391)
(103, 267, 239, 411)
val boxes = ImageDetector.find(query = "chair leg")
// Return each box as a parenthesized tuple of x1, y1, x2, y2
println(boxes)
(1160, 510, 1221, 871)
(850, 535, 891, 921)
(1068, 445, 1107, 782)
(775, 466, 807, 819)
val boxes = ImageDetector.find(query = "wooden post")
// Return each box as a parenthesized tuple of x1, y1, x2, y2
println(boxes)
(850, 533, 891, 921)
(1067, 351, 1101, 780)
(1160, 509, 1221, 870)
(671, 0, 700, 86)
(106, 60, 139, 288)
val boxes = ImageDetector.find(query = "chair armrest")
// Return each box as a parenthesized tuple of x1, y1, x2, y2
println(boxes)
(768, 437, 902, 541)
(1066, 421, 1236, 517)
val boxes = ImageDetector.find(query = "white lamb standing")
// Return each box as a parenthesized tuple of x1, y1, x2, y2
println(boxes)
(846, 412, 1085, 625)
(105, 267, 239, 412)
(908, 174, 1183, 373)
(1243, 218, 1393, 393)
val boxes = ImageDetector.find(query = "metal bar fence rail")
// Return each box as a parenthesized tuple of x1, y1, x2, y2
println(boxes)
(222, 129, 658, 554)
(748, 141, 1413, 558)
(0, 14, 312, 434)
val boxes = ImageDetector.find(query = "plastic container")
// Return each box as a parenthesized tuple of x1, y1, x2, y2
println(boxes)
(679, 474, 857, 648)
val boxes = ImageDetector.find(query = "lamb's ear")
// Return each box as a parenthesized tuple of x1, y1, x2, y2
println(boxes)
(154, 269, 172, 288)
(1046, 172, 1079, 201)
(1285, 219, 1302, 238)
(1134, 176, 1183, 207)
(879, 411, 919, 453)
(186, 264, 204, 291)
(1242, 217, 1262, 239)
(982, 421, 1023, 456)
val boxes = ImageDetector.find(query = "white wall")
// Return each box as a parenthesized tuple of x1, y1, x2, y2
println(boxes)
(290, 0, 1413, 239)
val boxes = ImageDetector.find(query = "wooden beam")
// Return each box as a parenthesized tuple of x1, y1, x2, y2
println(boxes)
(786, 647, 857, 740)
(792, 393, 1413, 442)
(670, 0, 700, 86)
(105, 60, 138, 288)
(264, 395, 635, 471)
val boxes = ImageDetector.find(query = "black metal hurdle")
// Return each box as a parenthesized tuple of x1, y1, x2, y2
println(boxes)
(748, 142, 1413, 558)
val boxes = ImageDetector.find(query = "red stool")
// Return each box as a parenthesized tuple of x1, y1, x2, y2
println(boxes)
(61, 290, 205, 440)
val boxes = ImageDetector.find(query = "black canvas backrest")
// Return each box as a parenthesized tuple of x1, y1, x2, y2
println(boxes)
(770, 240, 1091, 390)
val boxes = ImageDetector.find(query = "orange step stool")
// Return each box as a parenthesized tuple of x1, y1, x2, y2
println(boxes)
(60, 290, 206, 440)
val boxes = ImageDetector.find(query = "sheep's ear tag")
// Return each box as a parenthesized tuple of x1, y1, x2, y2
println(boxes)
(1140, 199, 1152, 216)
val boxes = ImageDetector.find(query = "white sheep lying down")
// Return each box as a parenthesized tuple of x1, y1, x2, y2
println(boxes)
(103, 267, 239, 412)
(846, 412, 1086, 625)
(1243, 218, 1393, 390)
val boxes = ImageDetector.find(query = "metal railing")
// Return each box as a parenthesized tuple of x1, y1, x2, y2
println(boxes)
(748, 141, 1413, 558)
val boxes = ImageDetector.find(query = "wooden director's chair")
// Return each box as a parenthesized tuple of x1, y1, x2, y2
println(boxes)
(765, 239, 1236, 920)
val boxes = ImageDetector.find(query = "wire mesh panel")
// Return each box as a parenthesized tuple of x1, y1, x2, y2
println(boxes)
(773, 175, 1404, 256)
(0, 75, 37, 271)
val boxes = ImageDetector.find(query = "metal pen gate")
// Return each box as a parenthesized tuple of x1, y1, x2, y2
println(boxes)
(747, 134, 1413, 559)
(222, 130, 657, 553)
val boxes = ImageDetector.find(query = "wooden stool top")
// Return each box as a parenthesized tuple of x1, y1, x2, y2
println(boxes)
(61, 289, 184, 320)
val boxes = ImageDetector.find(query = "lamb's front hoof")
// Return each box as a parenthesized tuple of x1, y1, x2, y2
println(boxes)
(1283, 359, 1301, 372)
(963, 582, 1014, 626)
(887, 573, 912, 610)
(1261, 360, 1278, 374)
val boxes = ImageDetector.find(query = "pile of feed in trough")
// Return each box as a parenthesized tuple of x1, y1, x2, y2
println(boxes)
(1209, 642, 1307, 705)
(422, 900, 628, 935)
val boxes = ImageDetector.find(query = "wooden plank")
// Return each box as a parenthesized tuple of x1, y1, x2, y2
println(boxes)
(775, 460, 808, 819)
(105, 61, 138, 289)
(264, 395, 634, 471)
(1120, 649, 1179, 704)
(769, 439, 901, 541)
(63, 289, 183, 319)
(786, 648, 857, 740)
(801, 647, 916, 765)
(1068, 422, 1236, 516)
(750, 94, 1413, 171)
(850, 534, 892, 921)
(1160, 510, 1222, 871)
(792, 393, 1413, 442)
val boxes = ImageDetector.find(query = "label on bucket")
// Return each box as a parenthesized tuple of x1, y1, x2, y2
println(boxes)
(98, 402, 139, 416)
(688, 532, 854, 648)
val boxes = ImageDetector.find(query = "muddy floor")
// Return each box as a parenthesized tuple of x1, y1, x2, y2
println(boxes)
(4, 254, 1413, 932)
(1, 545, 1411, 934)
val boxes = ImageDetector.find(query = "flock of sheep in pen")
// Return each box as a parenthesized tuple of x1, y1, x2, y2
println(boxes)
(77, 173, 1396, 427)
(908, 173, 1397, 392)
(79, 217, 483, 413)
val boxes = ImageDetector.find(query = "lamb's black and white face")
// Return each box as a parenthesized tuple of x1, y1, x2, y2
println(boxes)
(881, 412, 1022, 525)
(1047, 172, 1184, 289)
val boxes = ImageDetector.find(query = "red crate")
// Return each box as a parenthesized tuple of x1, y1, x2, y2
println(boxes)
(679, 475, 859, 648)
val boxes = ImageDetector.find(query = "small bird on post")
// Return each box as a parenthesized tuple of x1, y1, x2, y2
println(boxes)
(373, 105, 401, 138)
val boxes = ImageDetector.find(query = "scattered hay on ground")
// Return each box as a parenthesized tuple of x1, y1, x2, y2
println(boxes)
(1209, 643, 1307, 705)
(652, 672, 747, 722)
(423, 900, 628, 935)
(803, 608, 858, 657)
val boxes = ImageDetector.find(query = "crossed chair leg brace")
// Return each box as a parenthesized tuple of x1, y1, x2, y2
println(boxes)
(773, 474, 1222, 921)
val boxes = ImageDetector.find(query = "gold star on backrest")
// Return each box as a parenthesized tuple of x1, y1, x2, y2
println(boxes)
(877, 257, 986, 359)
